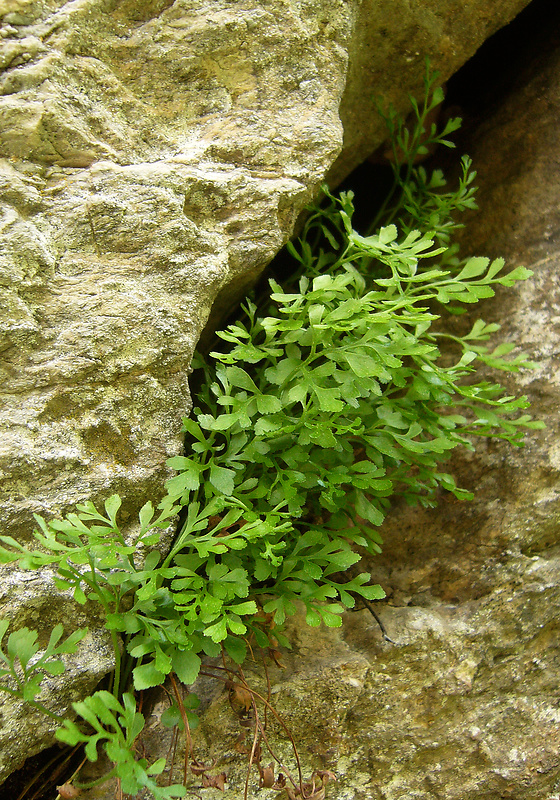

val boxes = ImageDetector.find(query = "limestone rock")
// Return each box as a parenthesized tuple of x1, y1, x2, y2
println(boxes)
(0, 0, 345, 774)
(0, 0, 534, 784)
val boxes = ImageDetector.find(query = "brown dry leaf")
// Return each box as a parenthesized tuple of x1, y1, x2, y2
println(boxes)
(259, 762, 275, 788)
(226, 681, 252, 715)
(56, 785, 81, 799)
(306, 788, 326, 800)
(304, 770, 337, 800)
(284, 771, 336, 800)
(303, 789, 325, 800)
(304, 782, 327, 800)
(234, 732, 250, 754)
(268, 648, 285, 668)
(202, 772, 227, 791)
(251, 740, 262, 764)
(273, 773, 287, 790)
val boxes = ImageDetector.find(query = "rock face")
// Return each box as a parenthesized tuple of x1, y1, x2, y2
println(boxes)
(0, 0, 535, 785)
(328, 0, 533, 184)
(0, 0, 532, 546)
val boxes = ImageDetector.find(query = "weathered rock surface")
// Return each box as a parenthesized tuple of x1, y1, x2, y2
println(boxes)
(329, 0, 533, 184)
(0, 568, 114, 783)
(83, 5, 560, 798)
(0, 0, 535, 785)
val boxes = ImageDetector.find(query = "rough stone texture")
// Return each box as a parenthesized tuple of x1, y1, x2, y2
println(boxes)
(328, 0, 533, 185)
(0, 0, 535, 785)
(0, 566, 114, 782)
(82, 6, 560, 798)
(0, 0, 348, 778)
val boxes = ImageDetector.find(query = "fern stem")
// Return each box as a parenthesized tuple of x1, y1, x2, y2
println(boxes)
(110, 629, 122, 698)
